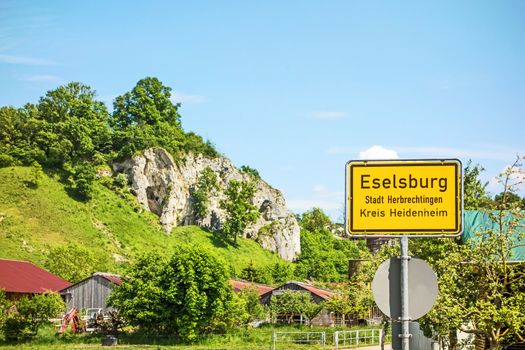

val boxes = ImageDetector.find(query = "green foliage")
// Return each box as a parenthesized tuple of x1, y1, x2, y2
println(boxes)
(111, 77, 183, 159)
(0, 78, 218, 206)
(0, 82, 111, 202)
(113, 173, 128, 189)
(270, 262, 295, 285)
(240, 261, 294, 285)
(109, 246, 236, 342)
(236, 286, 266, 322)
(111, 77, 217, 161)
(417, 156, 525, 350)
(35, 82, 112, 167)
(296, 208, 364, 282)
(66, 161, 96, 200)
(269, 290, 322, 324)
(240, 261, 272, 285)
(0, 290, 8, 330)
(44, 243, 101, 283)
(0, 105, 45, 167)
(494, 191, 525, 210)
(30, 161, 43, 187)
(191, 167, 219, 221)
(464, 160, 492, 210)
(300, 208, 332, 233)
(2, 292, 64, 342)
(183, 132, 219, 158)
(220, 180, 259, 245)
(240, 165, 260, 179)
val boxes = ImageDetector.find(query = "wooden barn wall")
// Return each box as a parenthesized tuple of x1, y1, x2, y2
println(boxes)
(61, 276, 115, 311)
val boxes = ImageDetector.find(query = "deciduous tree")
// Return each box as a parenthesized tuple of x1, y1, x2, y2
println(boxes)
(464, 160, 492, 209)
(109, 246, 235, 342)
(220, 180, 259, 245)
(44, 243, 100, 283)
(418, 156, 525, 350)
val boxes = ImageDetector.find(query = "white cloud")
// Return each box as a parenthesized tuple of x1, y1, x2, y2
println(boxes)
(286, 184, 344, 215)
(313, 184, 328, 193)
(22, 75, 60, 82)
(313, 111, 348, 119)
(358, 145, 399, 160)
(170, 92, 207, 104)
(0, 54, 53, 65)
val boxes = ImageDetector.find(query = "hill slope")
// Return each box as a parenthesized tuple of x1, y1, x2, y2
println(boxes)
(0, 166, 289, 278)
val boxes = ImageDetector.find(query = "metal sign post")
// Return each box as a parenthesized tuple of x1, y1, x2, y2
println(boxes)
(400, 236, 410, 350)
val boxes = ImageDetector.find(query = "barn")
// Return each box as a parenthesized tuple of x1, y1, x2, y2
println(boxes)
(260, 281, 335, 305)
(259, 281, 339, 325)
(60, 272, 122, 311)
(0, 258, 71, 300)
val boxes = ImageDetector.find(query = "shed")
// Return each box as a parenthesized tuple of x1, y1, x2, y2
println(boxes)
(260, 281, 335, 305)
(60, 272, 122, 311)
(0, 259, 71, 300)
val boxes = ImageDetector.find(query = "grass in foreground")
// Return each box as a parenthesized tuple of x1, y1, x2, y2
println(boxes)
(0, 323, 389, 349)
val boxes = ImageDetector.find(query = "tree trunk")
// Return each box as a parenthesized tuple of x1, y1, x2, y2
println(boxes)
(488, 338, 501, 350)
(449, 328, 458, 350)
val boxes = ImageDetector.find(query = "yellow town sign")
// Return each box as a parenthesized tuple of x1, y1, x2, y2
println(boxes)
(346, 159, 463, 236)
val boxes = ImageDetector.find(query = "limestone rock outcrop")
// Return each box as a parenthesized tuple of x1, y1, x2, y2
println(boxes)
(112, 148, 301, 261)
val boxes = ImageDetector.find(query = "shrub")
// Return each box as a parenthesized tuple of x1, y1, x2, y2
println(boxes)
(2, 292, 64, 341)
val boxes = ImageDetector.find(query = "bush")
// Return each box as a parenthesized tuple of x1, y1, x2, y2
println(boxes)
(113, 173, 128, 189)
(109, 246, 238, 342)
(2, 292, 64, 342)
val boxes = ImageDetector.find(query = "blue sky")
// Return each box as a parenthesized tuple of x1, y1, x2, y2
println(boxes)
(1, 1, 524, 221)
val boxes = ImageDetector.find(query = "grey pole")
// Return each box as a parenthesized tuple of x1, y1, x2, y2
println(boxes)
(400, 236, 411, 350)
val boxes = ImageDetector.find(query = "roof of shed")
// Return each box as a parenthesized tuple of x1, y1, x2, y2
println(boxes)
(260, 281, 336, 301)
(60, 272, 122, 292)
(298, 283, 336, 300)
(231, 279, 274, 296)
(0, 259, 71, 294)
(94, 272, 123, 286)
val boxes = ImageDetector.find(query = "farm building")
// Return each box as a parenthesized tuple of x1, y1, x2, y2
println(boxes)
(260, 281, 340, 326)
(260, 281, 335, 305)
(60, 272, 122, 311)
(230, 279, 274, 296)
(0, 258, 71, 300)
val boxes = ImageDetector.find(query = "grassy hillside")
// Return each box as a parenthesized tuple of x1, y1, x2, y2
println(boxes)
(0, 166, 289, 277)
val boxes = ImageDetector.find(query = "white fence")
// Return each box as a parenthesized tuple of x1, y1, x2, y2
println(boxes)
(272, 331, 326, 349)
(333, 329, 383, 350)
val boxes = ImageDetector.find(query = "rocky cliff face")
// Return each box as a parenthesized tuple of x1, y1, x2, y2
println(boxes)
(112, 148, 301, 261)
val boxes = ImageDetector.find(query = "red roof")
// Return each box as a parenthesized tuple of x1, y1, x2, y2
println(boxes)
(231, 279, 274, 296)
(0, 259, 71, 294)
(94, 272, 122, 286)
(260, 281, 336, 301)
(299, 283, 336, 300)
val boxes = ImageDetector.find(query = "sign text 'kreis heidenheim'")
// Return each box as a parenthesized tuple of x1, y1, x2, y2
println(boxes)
(346, 159, 462, 236)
